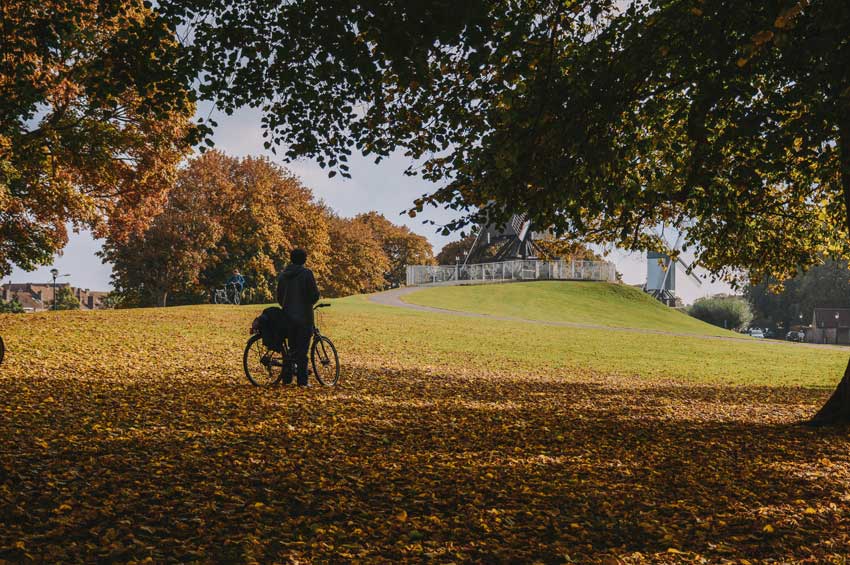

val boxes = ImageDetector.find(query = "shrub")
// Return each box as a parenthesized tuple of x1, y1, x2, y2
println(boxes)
(688, 296, 753, 331)
(0, 298, 24, 314)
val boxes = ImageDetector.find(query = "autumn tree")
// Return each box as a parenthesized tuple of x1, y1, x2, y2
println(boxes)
(202, 154, 331, 303)
(323, 216, 389, 298)
(1, 0, 196, 277)
(171, 1, 850, 424)
(101, 156, 222, 307)
(534, 238, 601, 262)
(104, 151, 332, 306)
(436, 234, 478, 265)
(354, 212, 434, 287)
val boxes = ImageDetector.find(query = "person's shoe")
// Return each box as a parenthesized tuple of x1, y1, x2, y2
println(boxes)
(297, 382, 311, 388)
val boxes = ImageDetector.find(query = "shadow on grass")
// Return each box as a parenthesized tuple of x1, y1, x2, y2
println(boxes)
(0, 368, 847, 563)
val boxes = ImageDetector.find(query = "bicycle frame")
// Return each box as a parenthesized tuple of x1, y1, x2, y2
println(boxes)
(244, 302, 338, 386)
(215, 282, 242, 305)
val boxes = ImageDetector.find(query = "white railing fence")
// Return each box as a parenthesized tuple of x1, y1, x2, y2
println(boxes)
(405, 259, 617, 287)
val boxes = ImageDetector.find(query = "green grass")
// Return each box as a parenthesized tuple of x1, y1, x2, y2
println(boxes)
(2, 289, 845, 389)
(401, 281, 737, 336)
(330, 295, 846, 388)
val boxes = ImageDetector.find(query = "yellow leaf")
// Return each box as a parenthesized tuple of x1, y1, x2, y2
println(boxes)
(804, 507, 817, 515)
(763, 524, 774, 533)
(395, 510, 408, 522)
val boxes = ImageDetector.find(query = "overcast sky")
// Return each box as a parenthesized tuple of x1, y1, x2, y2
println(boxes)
(9, 105, 732, 304)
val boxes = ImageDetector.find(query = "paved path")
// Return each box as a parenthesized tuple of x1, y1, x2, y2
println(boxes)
(369, 287, 848, 351)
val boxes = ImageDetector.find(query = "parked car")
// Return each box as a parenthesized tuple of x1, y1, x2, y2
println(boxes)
(786, 331, 805, 342)
(750, 329, 765, 339)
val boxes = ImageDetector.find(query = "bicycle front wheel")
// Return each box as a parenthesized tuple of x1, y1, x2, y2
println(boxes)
(311, 335, 339, 386)
(243, 334, 284, 387)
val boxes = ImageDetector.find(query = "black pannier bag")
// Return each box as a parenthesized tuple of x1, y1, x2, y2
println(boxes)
(255, 306, 288, 352)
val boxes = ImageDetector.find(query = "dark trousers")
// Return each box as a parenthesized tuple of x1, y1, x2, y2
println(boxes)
(283, 323, 312, 385)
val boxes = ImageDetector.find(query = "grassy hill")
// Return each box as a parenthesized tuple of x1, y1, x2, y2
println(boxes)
(401, 281, 735, 336)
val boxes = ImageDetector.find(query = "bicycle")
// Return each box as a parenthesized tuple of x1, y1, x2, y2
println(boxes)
(214, 282, 242, 305)
(243, 303, 339, 387)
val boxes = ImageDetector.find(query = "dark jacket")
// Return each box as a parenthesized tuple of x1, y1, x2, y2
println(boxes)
(276, 264, 320, 326)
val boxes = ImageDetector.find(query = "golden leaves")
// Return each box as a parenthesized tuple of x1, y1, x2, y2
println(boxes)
(1, 300, 849, 562)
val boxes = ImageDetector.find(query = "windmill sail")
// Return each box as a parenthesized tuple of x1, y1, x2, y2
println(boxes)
(465, 213, 543, 265)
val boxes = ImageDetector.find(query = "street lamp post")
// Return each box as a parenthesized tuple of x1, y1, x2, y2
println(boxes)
(50, 269, 58, 310)
(49, 269, 70, 310)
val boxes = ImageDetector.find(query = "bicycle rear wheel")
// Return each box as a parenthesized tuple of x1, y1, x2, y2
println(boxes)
(243, 334, 284, 386)
(311, 335, 339, 386)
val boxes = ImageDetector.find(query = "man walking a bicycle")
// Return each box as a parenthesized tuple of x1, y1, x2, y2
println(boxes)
(277, 248, 320, 386)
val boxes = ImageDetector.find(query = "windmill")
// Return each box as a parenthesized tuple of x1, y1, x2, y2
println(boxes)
(644, 234, 702, 306)
(463, 212, 544, 266)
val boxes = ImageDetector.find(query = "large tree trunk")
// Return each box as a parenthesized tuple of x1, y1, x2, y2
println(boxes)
(810, 358, 850, 426)
(810, 113, 850, 426)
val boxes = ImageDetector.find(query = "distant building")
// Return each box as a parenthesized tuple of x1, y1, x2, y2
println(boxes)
(807, 308, 850, 345)
(1, 283, 109, 312)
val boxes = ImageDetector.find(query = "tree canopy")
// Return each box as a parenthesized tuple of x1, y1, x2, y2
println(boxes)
(324, 215, 391, 298)
(104, 151, 429, 306)
(688, 295, 753, 332)
(0, 0, 197, 276)
(746, 260, 850, 331)
(167, 0, 849, 287)
(354, 212, 434, 287)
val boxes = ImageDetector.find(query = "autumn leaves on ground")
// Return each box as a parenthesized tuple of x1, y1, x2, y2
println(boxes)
(2, 282, 850, 563)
